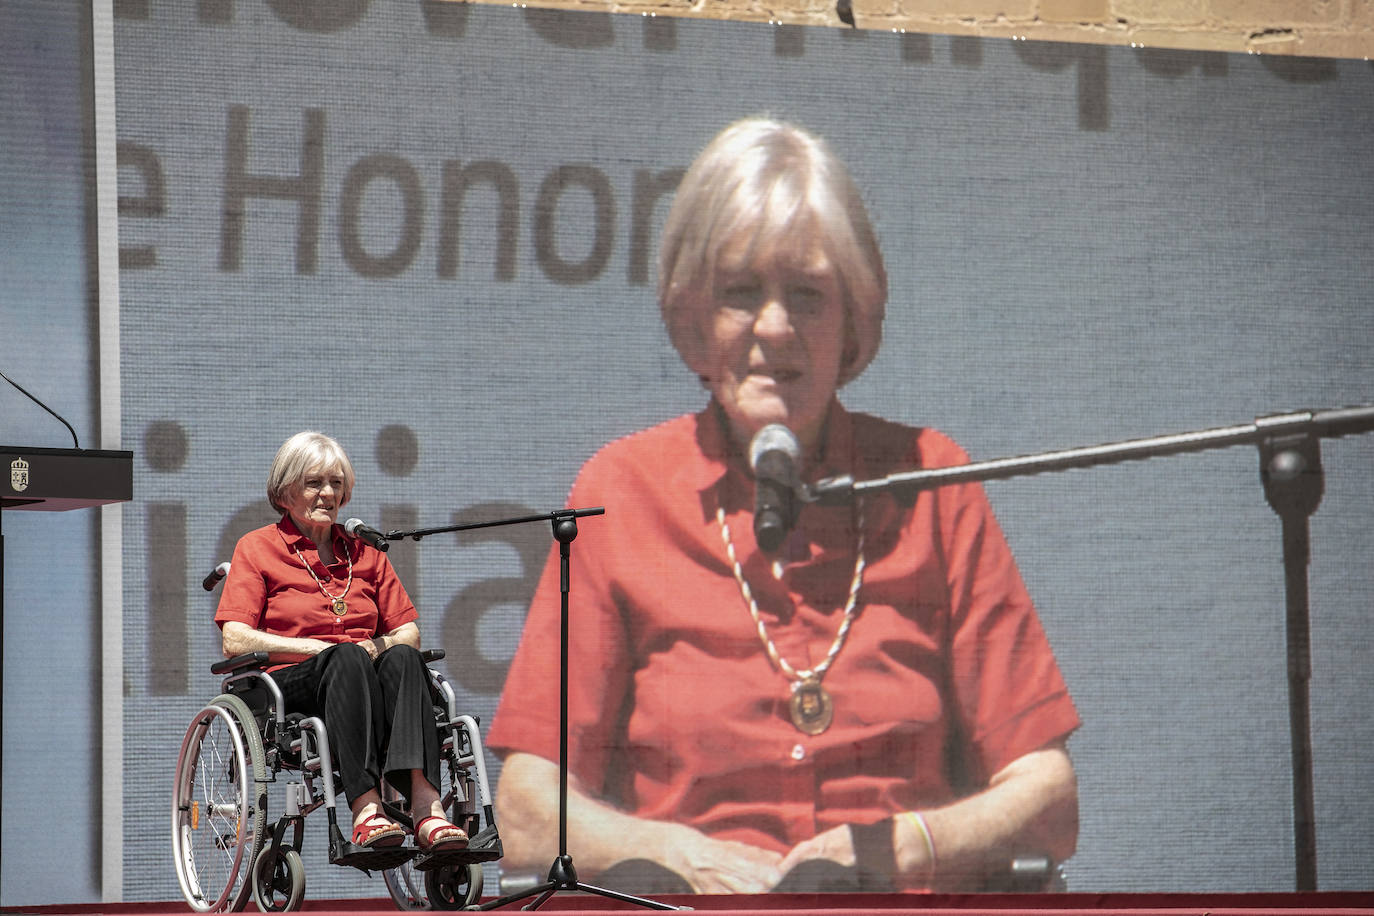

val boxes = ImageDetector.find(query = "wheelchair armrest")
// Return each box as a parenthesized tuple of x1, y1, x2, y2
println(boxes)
(211, 648, 439, 675)
(212, 651, 270, 675)
(980, 854, 1065, 892)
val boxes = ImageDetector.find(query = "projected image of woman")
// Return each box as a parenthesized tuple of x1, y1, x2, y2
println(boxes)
(487, 118, 1080, 894)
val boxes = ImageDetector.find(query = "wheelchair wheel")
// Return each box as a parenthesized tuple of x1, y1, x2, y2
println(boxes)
(172, 694, 269, 912)
(382, 858, 429, 910)
(424, 863, 484, 910)
(380, 751, 483, 909)
(252, 846, 305, 912)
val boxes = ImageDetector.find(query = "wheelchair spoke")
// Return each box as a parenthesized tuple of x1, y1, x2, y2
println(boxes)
(195, 714, 247, 895)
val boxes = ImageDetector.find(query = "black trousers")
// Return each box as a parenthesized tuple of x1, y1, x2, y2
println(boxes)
(273, 642, 440, 808)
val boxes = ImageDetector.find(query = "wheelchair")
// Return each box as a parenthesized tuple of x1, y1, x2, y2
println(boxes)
(172, 644, 503, 912)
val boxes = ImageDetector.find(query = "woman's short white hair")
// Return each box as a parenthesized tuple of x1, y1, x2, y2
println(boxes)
(657, 117, 887, 387)
(266, 431, 355, 514)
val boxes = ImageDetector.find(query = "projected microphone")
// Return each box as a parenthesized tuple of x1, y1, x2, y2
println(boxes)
(202, 561, 231, 592)
(344, 517, 390, 552)
(750, 424, 802, 553)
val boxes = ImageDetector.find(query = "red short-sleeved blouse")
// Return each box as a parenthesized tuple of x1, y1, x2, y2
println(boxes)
(214, 515, 417, 653)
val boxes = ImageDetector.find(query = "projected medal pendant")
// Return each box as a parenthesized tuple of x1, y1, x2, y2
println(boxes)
(789, 678, 833, 735)
(331, 598, 348, 616)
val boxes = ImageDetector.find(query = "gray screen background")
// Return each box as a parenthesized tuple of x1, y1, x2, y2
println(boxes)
(5, 0, 1373, 905)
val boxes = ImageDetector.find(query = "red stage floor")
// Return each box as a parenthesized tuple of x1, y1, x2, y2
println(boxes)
(4, 892, 1373, 916)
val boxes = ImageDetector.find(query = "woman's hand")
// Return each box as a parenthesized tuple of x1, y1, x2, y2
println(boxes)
(777, 822, 856, 876)
(653, 822, 786, 894)
(362, 622, 421, 659)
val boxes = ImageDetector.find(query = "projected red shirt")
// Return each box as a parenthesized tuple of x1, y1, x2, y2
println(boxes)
(488, 403, 1080, 857)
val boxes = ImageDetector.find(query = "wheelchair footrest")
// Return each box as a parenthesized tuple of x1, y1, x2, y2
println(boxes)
(412, 826, 503, 871)
(412, 848, 474, 872)
(330, 841, 417, 871)
(463, 825, 504, 863)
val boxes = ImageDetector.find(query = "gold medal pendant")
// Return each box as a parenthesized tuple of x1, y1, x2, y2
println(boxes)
(788, 678, 834, 735)
(331, 597, 348, 616)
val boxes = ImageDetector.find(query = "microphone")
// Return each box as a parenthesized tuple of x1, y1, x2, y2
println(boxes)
(749, 424, 801, 552)
(344, 517, 390, 552)
(1, 370, 80, 448)
(202, 561, 231, 591)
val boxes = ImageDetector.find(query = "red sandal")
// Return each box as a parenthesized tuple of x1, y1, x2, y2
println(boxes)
(415, 815, 468, 852)
(352, 812, 406, 848)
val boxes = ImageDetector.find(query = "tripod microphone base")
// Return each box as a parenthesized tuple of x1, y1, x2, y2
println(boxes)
(474, 855, 687, 911)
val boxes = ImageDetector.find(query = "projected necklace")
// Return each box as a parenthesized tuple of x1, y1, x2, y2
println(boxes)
(715, 500, 866, 735)
(293, 542, 353, 616)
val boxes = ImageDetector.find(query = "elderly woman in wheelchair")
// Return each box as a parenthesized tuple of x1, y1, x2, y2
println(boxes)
(173, 431, 499, 911)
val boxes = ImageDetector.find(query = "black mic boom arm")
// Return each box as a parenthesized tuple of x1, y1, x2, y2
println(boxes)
(805, 405, 1374, 504)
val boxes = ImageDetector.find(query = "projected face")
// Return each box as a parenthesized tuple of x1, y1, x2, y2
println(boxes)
(703, 230, 847, 456)
(285, 464, 346, 542)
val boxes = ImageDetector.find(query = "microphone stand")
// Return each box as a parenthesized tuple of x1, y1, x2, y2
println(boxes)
(385, 508, 682, 911)
(805, 405, 1374, 893)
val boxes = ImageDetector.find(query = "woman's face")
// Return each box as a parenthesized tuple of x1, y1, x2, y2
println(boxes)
(692, 228, 848, 455)
(285, 463, 346, 539)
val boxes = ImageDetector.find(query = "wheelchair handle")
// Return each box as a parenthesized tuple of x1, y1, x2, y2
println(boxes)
(203, 561, 231, 591)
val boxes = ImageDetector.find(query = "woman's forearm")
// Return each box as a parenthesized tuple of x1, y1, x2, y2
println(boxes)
(894, 743, 1078, 888)
(379, 621, 420, 650)
(220, 620, 332, 663)
(496, 751, 655, 873)
(494, 751, 785, 894)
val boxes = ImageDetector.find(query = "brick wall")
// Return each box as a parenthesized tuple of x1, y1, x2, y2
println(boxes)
(453, 0, 1374, 59)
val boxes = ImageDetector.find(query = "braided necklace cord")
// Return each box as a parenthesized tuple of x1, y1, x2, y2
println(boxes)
(293, 540, 353, 604)
(715, 501, 866, 683)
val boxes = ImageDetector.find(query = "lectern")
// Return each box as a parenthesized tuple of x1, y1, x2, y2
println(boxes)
(2, 445, 133, 511)
(1, 444, 133, 850)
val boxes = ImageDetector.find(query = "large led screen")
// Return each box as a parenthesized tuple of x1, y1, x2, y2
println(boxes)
(108, 2, 1372, 902)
